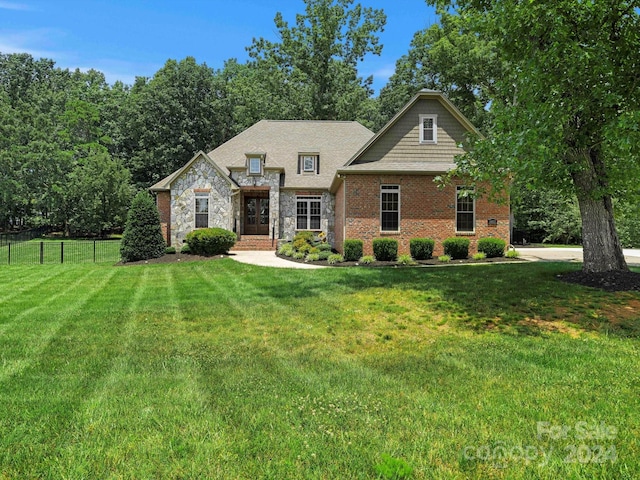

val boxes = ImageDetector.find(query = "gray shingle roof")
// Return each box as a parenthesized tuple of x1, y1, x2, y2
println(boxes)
(208, 120, 374, 189)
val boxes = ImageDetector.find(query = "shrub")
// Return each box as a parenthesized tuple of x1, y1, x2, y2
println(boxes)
(308, 247, 320, 255)
(318, 250, 332, 260)
(506, 249, 520, 258)
(278, 243, 293, 256)
(397, 254, 416, 265)
(442, 237, 470, 259)
(165, 246, 176, 254)
(373, 238, 398, 261)
(438, 254, 451, 262)
(293, 231, 314, 244)
(120, 191, 166, 262)
(359, 255, 376, 265)
(292, 238, 309, 251)
(477, 237, 506, 258)
(306, 253, 320, 262)
(327, 253, 344, 264)
(180, 243, 191, 254)
(293, 251, 306, 260)
(410, 238, 435, 260)
(473, 252, 487, 260)
(317, 243, 332, 252)
(185, 227, 236, 256)
(343, 239, 363, 261)
(298, 243, 312, 254)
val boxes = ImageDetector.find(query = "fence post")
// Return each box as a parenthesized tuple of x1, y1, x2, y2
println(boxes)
(40, 241, 44, 264)
(61, 241, 64, 264)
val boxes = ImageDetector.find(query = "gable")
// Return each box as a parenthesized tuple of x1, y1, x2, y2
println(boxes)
(351, 98, 469, 166)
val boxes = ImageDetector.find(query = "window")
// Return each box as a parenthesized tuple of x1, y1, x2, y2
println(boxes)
(419, 114, 437, 144)
(380, 185, 400, 232)
(298, 154, 319, 174)
(195, 192, 209, 228)
(248, 157, 262, 175)
(456, 186, 475, 232)
(296, 196, 321, 230)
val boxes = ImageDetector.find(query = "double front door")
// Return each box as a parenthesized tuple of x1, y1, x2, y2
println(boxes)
(244, 196, 269, 235)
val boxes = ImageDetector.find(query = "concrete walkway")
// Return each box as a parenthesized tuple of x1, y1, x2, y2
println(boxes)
(517, 247, 640, 266)
(230, 250, 326, 269)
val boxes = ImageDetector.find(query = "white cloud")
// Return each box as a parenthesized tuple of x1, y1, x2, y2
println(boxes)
(0, 1, 32, 11)
(0, 29, 63, 58)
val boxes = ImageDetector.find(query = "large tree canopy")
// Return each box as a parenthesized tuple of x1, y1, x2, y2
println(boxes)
(246, 0, 386, 126)
(378, 10, 502, 131)
(432, 0, 640, 273)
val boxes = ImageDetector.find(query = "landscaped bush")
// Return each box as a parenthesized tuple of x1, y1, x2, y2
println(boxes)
(317, 243, 332, 252)
(397, 254, 416, 266)
(473, 252, 486, 260)
(477, 237, 506, 258)
(410, 238, 435, 260)
(278, 243, 293, 256)
(298, 243, 312, 254)
(185, 228, 237, 256)
(327, 253, 344, 265)
(318, 250, 332, 260)
(293, 251, 306, 260)
(359, 255, 376, 264)
(343, 239, 363, 262)
(292, 238, 309, 251)
(180, 243, 191, 254)
(306, 253, 320, 262)
(293, 231, 314, 244)
(438, 254, 451, 263)
(372, 238, 398, 261)
(165, 246, 176, 254)
(442, 237, 470, 259)
(506, 249, 520, 258)
(120, 191, 166, 262)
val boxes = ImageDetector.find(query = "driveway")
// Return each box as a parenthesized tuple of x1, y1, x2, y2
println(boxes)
(518, 247, 640, 266)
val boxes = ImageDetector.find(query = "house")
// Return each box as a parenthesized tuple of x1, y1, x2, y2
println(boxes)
(151, 90, 510, 255)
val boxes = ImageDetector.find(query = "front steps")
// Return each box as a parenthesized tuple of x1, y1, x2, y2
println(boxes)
(232, 235, 276, 251)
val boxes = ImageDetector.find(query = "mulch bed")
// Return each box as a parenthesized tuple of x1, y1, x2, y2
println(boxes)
(276, 253, 524, 268)
(559, 270, 640, 292)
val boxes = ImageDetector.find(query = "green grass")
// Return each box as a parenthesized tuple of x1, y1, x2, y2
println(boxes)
(0, 261, 639, 478)
(0, 239, 121, 264)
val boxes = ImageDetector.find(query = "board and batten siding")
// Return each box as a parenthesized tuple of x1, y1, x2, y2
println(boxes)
(352, 99, 468, 165)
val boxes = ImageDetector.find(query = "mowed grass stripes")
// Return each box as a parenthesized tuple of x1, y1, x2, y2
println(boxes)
(0, 260, 639, 479)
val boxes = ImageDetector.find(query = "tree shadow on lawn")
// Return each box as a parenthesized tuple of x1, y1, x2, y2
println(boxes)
(287, 262, 640, 338)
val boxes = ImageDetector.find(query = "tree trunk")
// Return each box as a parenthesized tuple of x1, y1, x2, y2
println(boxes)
(571, 149, 628, 273)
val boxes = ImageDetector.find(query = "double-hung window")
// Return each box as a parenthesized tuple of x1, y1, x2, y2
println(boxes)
(380, 185, 400, 232)
(296, 196, 321, 230)
(195, 192, 209, 228)
(419, 114, 437, 144)
(456, 186, 475, 233)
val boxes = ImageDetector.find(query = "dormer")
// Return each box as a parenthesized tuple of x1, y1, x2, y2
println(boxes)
(245, 152, 266, 176)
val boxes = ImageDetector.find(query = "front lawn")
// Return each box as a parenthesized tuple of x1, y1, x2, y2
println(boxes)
(0, 261, 638, 478)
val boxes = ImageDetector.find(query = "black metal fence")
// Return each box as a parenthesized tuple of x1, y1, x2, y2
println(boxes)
(1, 240, 121, 265)
(0, 227, 50, 247)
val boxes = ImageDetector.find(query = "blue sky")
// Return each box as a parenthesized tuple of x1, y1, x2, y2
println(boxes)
(0, 0, 437, 94)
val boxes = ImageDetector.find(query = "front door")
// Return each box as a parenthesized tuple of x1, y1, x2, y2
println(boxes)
(244, 197, 269, 235)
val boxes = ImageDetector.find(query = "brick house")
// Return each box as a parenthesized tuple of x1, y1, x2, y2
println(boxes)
(151, 90, 509, 254)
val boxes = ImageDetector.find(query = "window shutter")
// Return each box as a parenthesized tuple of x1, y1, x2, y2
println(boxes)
(297, 156, 301, 174)
(316, 155, 320, 174)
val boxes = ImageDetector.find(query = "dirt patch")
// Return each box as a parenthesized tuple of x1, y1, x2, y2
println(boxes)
(559, 270, 640, 292)
(117, 253, 229, 266)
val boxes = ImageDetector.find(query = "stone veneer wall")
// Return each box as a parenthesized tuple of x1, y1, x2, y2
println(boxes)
(170, 157, 235, 246)
(279, 191, 336, 246)
(229, 170, 281, 238)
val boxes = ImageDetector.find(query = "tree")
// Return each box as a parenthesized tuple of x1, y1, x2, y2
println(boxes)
(432, 0, 640, 273)
(246, 0, 386, 125)
(378, 10, 502, 131)
(122, 57, 228, 187)
(120, 191, 166, 262)
(67, 149, 132, 237)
